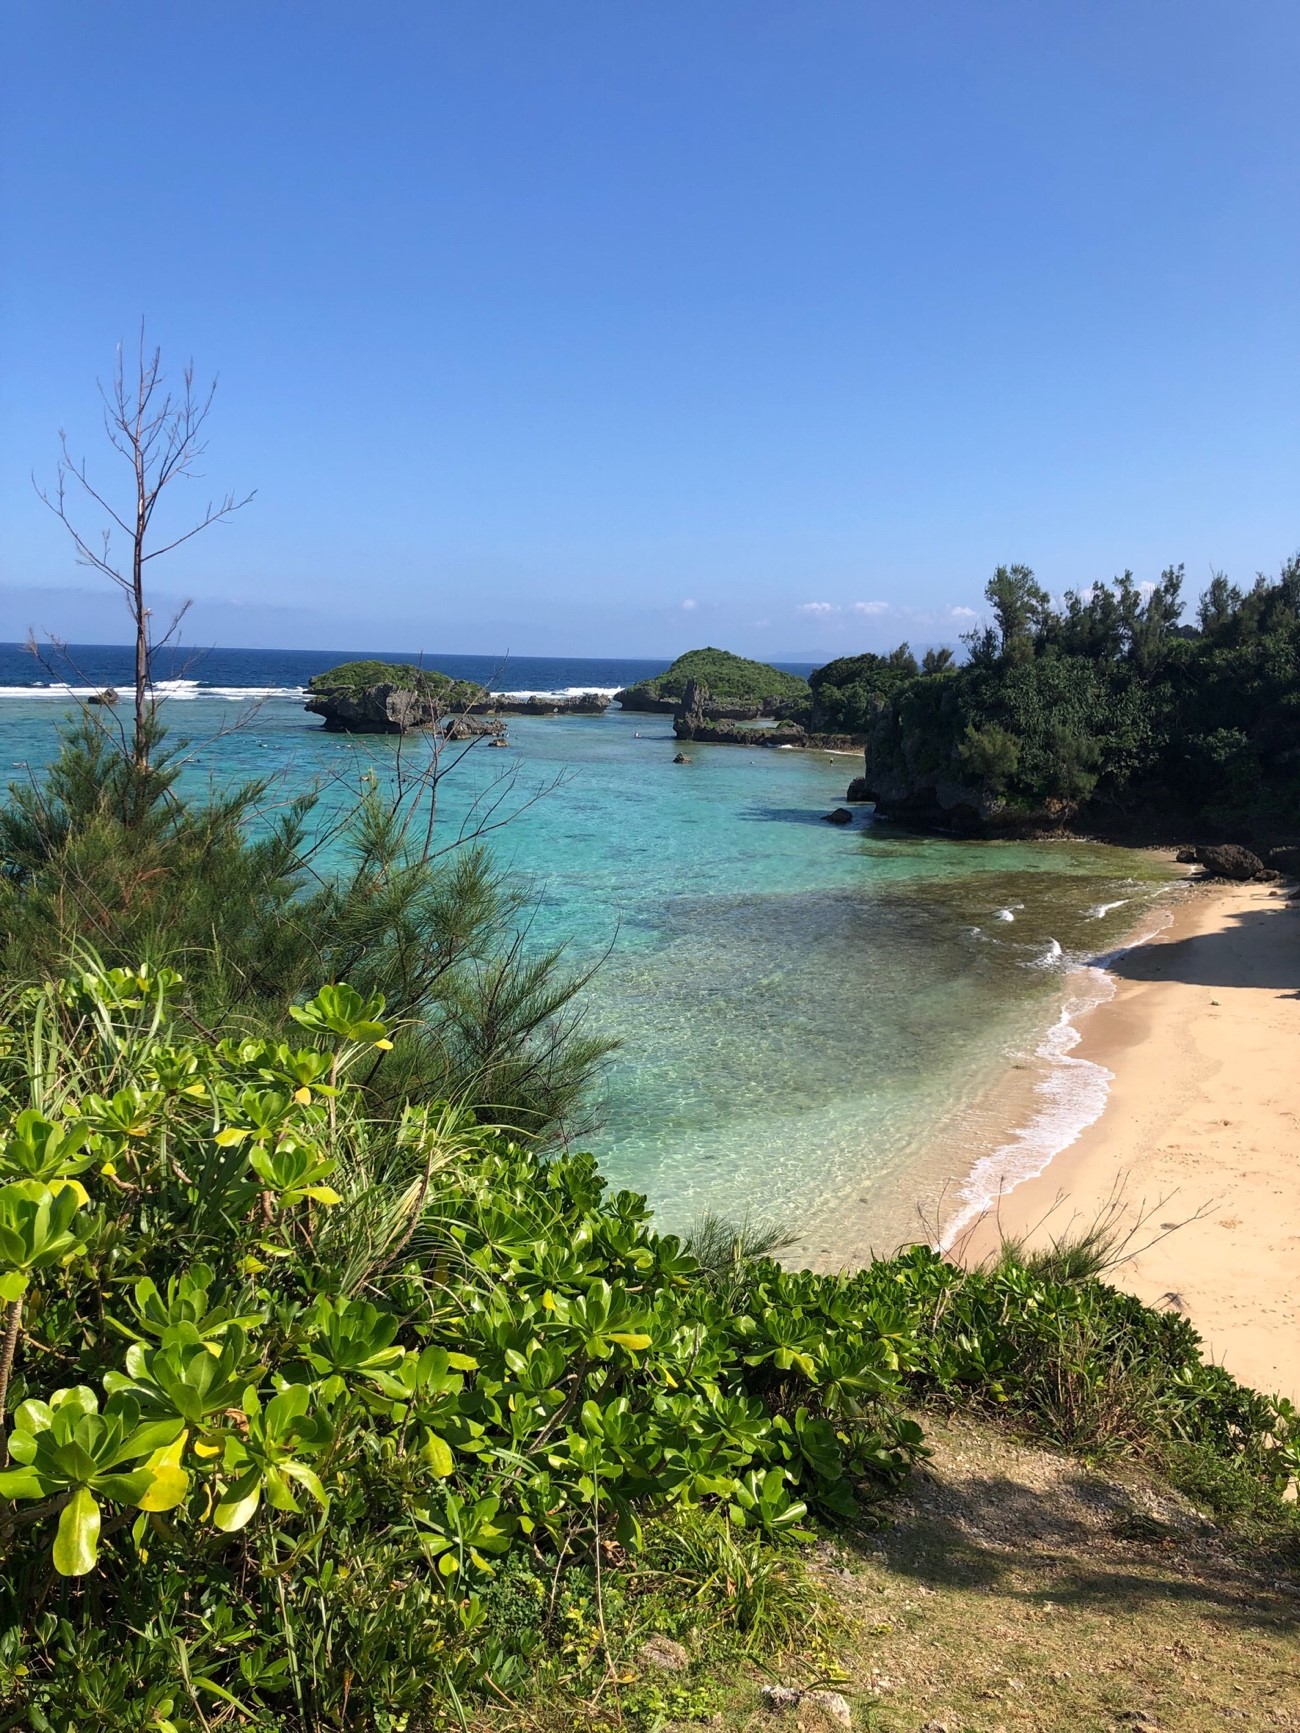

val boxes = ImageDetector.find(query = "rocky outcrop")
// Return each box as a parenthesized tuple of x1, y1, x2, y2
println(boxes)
(671, 678, 807, 747)
(854, 761, 1072, 837)
(474, 693, 609, 717)
(823, 808, 854, 825)
(306, 667, 607, 732)
(306, 681, 456, 733)
(615, 648, 811, 714)
(1175, 843, 1278, 882)
(1267, 844, 1300, 877)
(443, 715, 507, 742)
(614, 687, 679, 714)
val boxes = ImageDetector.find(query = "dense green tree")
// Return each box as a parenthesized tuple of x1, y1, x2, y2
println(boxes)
(620, 648, 810, 706)
(858, 556, 1300, 833)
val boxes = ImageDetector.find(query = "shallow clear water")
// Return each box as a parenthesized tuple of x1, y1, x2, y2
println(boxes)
(0, 669, 1173, 1252)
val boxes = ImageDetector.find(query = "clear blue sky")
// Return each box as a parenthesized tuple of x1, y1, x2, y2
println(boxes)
(3, 2, 1297, 658)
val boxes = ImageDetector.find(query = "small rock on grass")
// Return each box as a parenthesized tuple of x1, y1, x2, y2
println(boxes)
(760, 1685, 802, 1714)
(637, 1634, 690, 1672)
(758, 1685, 853, 1726)
(804, 1690, 853, 1727)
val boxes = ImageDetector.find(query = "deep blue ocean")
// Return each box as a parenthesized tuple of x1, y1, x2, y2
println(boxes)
(0, 641, 1174, 1256)
(0, 643, 814, 699)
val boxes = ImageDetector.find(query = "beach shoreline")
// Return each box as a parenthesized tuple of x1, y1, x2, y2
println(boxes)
(952, 876, 1300, 1402)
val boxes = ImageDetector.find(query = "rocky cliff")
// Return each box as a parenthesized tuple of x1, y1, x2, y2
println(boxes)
(305, 661, 609, 733)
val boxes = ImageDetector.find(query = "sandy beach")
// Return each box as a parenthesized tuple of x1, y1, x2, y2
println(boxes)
(958, 877, 1300, 1402)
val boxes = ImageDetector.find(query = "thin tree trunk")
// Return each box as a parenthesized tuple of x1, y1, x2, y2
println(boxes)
(0, 1300, 24, 1464)
(133, 439, 149, 772)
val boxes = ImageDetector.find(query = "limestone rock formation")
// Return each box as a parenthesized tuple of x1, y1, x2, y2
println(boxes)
(672, 678, 807, 747)
(478, 692, 609, 716)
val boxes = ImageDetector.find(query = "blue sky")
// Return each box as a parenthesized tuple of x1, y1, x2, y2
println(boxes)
(3, 2, 1297, 658)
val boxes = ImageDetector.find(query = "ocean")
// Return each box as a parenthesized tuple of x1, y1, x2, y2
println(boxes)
(0, 642, 1174, 1254)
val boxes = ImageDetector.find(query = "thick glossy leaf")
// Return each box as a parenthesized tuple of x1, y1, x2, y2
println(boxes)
(53, 1486, 100, 1576)
(422, 1431, 454, 1478)
(214, 1467, 262, 1533)
(0, 1466, 50, 1498)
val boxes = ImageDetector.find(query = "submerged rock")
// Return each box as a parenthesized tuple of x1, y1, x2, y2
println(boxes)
(823, 807, 854, 825)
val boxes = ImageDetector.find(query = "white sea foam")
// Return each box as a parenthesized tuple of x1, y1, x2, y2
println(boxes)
(1088, 898, 1130, 918)
(994, 907, 1016, 922)
(0, 682, 304, 701)
(941, 906, 1177, 1248)
(494, 686, 621, 700)
(1026, 937, 1064, 966)
(206, 686, 304, 700)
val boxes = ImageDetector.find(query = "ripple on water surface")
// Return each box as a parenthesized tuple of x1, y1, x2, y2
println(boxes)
(0, 693, 1175, 1250)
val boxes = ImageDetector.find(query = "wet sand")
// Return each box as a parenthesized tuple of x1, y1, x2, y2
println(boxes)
(958, 879, 1300, 1401)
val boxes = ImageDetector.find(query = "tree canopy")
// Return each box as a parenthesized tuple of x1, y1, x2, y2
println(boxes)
(621, 648, 810, 705)
(306, 660, 486, 707)
(861, 557, 1300, 833)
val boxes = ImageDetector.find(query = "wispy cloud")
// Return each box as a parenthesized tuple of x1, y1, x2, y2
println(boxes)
(949, 605, 977, 619)
(852, 600, 889, 616)
(680, 598, 698, 611)
(796, 601, 835, 616)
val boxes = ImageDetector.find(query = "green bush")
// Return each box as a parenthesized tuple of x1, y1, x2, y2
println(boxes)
(0, 962, 919, 1727)
(0, 964, 1292, 1727)
(622, 648, 810, 706)
(305, 660, 485, 708)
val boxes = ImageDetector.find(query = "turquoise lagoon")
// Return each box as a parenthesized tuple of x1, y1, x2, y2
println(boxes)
(0, 691, 1174, 1255)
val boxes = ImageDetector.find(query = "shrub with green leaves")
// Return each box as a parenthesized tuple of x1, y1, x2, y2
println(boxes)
(0, 962, 1292, 1728)
(0, 962, 922, 1728)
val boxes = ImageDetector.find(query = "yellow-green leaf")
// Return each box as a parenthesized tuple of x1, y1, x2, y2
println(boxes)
(54, 1486, 100, 1576)
(422, 1431, 454, 1478)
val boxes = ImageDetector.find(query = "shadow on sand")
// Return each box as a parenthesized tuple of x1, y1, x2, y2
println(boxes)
(1105, 895, 1300, 996)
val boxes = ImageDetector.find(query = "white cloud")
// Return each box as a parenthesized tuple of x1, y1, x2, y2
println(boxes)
(753, 618, 771, 628)
(796, 601, 836, 616)
(852, 600, 889, 616)
(949, 605, 977, 619)
(680, 598, 698, 611)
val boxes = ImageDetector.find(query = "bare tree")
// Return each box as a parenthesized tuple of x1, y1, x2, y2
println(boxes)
(35, 326, 255, 771)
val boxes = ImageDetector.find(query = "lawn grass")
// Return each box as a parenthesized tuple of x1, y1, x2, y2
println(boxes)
(484, 1415, 1300, 1733)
